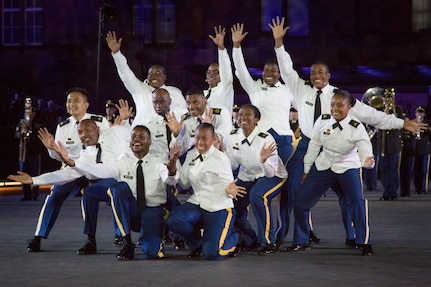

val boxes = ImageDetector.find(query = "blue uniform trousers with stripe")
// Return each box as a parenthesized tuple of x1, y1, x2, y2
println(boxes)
(35, 176, 88, 238)
(166, 202, 238, 260)
(81, 178, 120, 237)
(278, 137, 355, 242)
(266, 129, 292, 243)
(249, 176, 287, 244)
(108, 182, 166, 259)
(234, 180, 258, 247)
(294, 165, 370, 246)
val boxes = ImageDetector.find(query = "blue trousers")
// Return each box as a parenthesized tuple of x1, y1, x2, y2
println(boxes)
(233, 180, 258, 247)
(380, 152, 400, 198)
(81, 178, 119, 237)
(166, 202, 238, 260)
(248, 176, 286, 244)
(413, 154, 430, 193)
(35, 176, 88, 238)
(107, 182, 166, 259)
(266, 129, 292, 243)
(278, 138, 355, 242)
(294, 166, 370, 246)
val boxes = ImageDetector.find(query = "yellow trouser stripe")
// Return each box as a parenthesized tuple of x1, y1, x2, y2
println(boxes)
(218, 208, 236, 256)
(263, 178, 287, 243)
(107, 188, 126, 237)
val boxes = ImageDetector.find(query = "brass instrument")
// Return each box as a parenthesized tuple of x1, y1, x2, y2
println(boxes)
(17, 98, 33, 163)
(383, 87, 396, 115)
(362, 87, 384, 140)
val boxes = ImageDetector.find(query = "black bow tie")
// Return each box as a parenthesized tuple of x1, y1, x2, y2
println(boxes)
(241, 138, 251, 146)
(194, 154, 203, 162)
(332, 122, 343, 130)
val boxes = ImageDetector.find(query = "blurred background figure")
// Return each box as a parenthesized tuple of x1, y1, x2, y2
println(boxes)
(105, 100, 118, 125)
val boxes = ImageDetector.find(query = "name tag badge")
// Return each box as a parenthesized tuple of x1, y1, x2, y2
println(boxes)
(305, 101, 314, 106)
(66, 140, 75, 145)
(189, 162, 196, 166)
(261, 87, 267, 91)
(123, 175, 133, 179)
(155, 134, 163, 138)
(323, 128, 331, 135)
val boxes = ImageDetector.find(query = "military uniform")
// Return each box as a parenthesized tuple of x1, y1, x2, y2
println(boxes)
(293, 114, 373, 254)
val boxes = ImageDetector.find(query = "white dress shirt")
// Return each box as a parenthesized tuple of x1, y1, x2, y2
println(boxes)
(178, 145, 234, 212)
(274, 45, 404, 138)
(204, 48, 234, 117)
(304, 114, 374, 174)
(50, 113, 110, 161)
(32, 126, 131, 186)
(76, 152, 177, 207)
(232, 46, 294, 136)
(225, 127, 287, 181)
(111, 51, 187, 127)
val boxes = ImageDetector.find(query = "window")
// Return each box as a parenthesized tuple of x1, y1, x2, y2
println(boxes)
(261, 0, 309, 36)
(412, 0, 431, 32)
(134, 0, 176, 44)
(2, 0, 43, 46)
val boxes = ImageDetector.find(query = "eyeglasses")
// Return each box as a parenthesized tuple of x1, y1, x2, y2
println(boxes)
(206, 70, 219, 75)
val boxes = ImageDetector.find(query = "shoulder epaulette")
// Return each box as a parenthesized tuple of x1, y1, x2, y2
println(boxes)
(321, 114, 331, 120)
(59, 119, 70, 127)
(212, 108, 222, 115)
(230, 129, 239, 135)
(258, 132, 268, 138)
(305, 80, 313, 87)
(90, 115, 103, 122)
(349, 120, 360, 128)
(181, 113, 191, 120)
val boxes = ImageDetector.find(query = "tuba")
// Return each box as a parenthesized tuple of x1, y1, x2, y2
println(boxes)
(362, 87, 385, 140)
(17, 98, 33, 163)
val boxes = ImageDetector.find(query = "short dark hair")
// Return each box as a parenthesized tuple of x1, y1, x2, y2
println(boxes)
(264, 58, 279, 67)
(185, 87, 205, 97)
(196, 123, 214, 136)
(333, 89, 355, 106)
(240, 104, 261, 120)
(133, 125, 151, 137)
(66, 87, 89, 102)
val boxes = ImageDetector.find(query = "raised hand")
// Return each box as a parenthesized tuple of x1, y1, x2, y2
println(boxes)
(116, 99, 133, 121)
(198, 108, 215, 124)
(164, 111, 183, 137)
(38, 127, 56, 150)
(106, 31, 122, 54)
(208, 25, 226, 50)
(268, 16, 290, 40)
(7, 171, 33, 185)
(225, 179, 247, 201)
(231, 23, 248, 48)
(165, 143, 180, 176)
(260, 141, 277, 163)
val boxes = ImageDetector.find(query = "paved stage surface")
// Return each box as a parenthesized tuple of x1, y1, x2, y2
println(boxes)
(0, 186, 430, 287)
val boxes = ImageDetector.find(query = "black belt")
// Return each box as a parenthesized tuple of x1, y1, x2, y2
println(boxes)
(300, 132, 311, 142)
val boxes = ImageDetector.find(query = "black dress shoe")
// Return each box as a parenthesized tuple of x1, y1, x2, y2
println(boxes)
(390, 196, 399, 201)
(284, 243, 311, 252)
(241, 241, 260, 252)
(187, 246, 202, 258)
(27, 238, 41, 252)
(380, 197, 389, 201)
(113, 236, 124, 247)
(345, 238, 356, 248)
(359, 244, 373, 256)
(76, 240, 97, 255)
(116, 244, 135, 260)
(309, 231, 321, 243)
(257, 243, 279, 255)
(173, 238, 185, 250)
(229, 244, 241, 257)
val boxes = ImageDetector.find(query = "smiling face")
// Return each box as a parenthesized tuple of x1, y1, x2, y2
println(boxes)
(262, 62, 280, 86)
(330, 94, 351, 122)
(147, 65, 167, 89)
(186, 93, 207, 117)
(238, 105, 259, 135)
(194, 125, 215, 154)
(310, 63, 330, 90)
(130, 126, 152, 158)
(205, 63, 220, 88)
(77, 119, 99, 147)
(66, 92, 89, 120)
